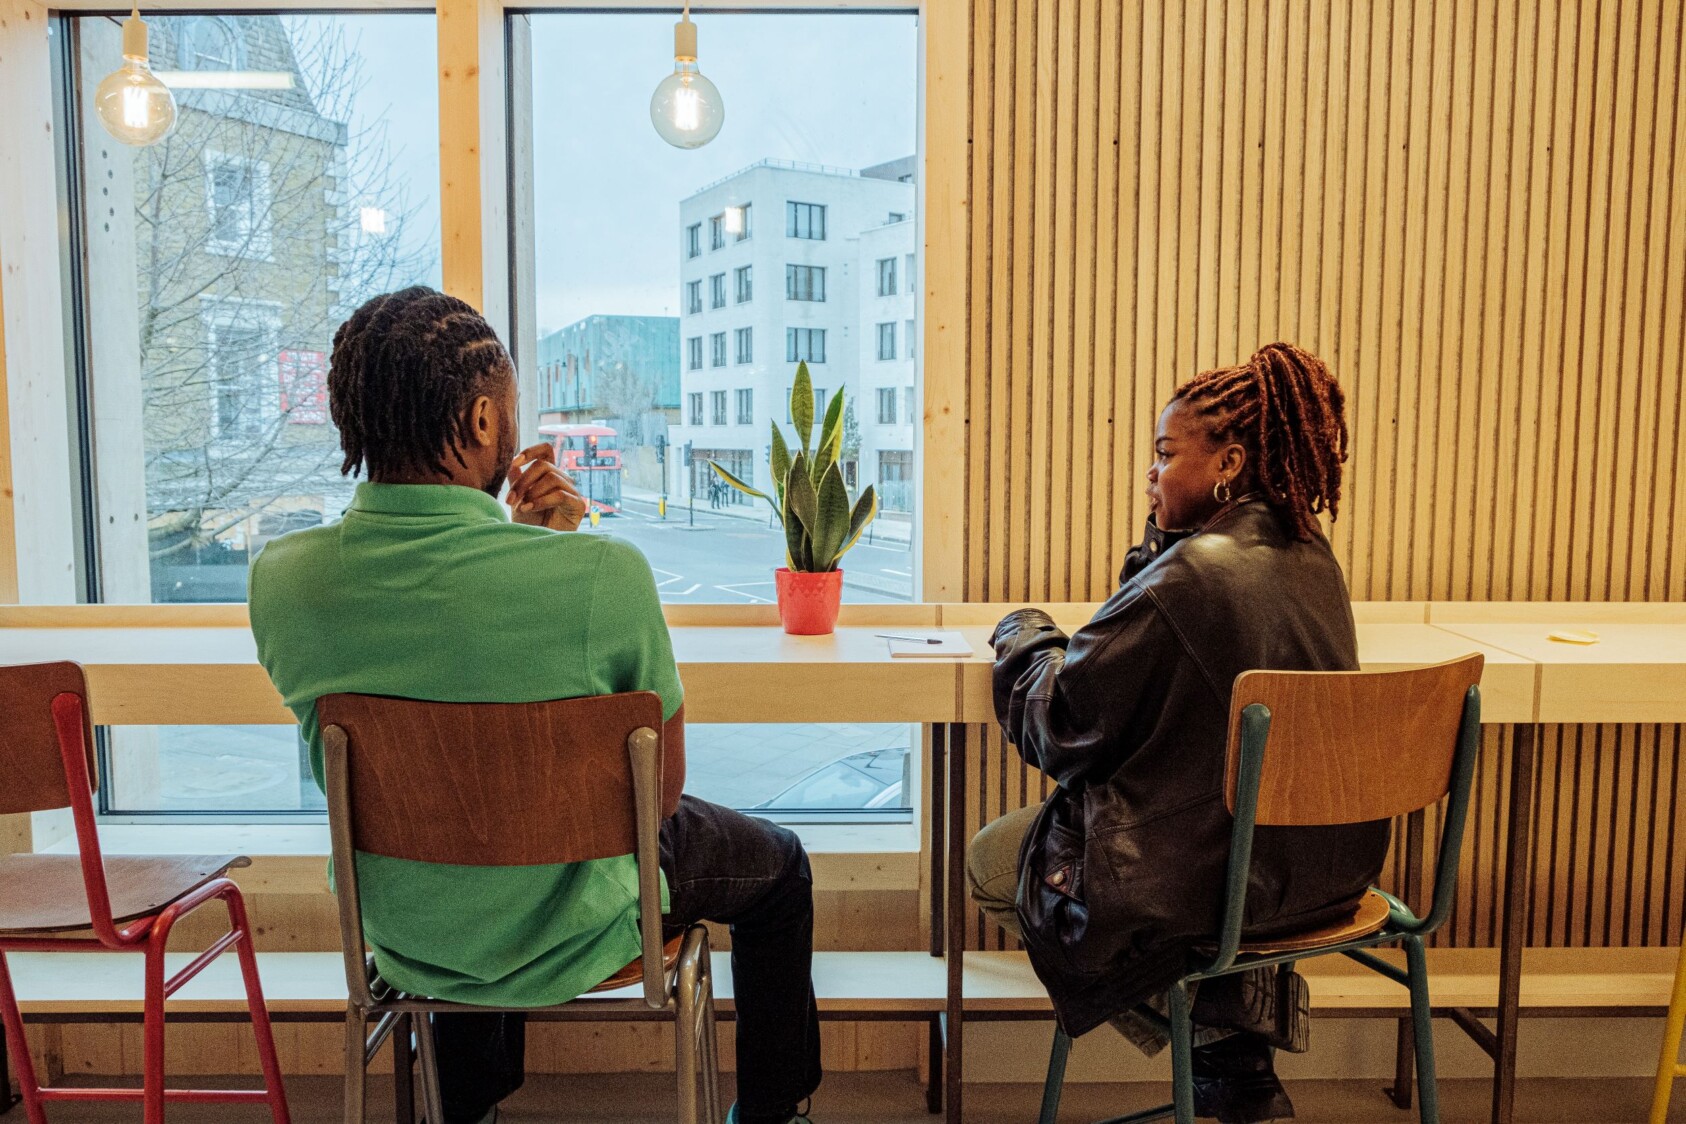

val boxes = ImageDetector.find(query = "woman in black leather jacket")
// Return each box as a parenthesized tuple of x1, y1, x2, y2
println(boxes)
(967, 343, 1389, 1123)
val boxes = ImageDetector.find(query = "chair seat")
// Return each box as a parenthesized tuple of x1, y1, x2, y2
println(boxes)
(1233, 889, 1394, 955)
(0, 854, 249, 936)
(587, 934, 685, 993)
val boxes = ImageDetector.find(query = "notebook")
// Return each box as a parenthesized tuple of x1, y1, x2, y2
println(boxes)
(883, 631, 976, 659)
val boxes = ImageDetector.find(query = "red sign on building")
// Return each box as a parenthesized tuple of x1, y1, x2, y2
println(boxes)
(279, 349, 328, 424)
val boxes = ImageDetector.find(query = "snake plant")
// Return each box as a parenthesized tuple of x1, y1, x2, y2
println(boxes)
(708, 362, 878, 572)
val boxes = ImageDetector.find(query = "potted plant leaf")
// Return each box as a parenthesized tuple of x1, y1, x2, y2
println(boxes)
(709, 361, 877, 635)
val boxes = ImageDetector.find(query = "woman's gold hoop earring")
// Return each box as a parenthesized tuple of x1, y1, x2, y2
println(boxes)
(1213, 478, 1232, 504)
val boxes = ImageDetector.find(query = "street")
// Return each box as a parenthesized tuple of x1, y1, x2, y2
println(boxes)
(583, 493, 914, 603)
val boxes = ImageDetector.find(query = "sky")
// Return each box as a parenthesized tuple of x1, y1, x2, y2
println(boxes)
(295, 11, 919, 337)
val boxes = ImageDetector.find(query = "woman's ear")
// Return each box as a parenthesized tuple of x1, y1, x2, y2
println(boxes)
(1219, 442, 1248, 482)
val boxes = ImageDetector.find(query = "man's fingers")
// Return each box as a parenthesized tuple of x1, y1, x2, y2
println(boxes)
(510, 442, 555, 470)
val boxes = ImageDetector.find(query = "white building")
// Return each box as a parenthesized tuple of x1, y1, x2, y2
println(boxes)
(669, 158, 916, 508)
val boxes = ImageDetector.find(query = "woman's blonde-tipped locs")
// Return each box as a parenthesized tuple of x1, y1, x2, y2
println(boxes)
(1173, 342, 1349, 541)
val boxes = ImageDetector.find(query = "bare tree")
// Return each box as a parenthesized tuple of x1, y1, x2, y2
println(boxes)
(592, 359, 658, 446)
(136, 15, 436, 560)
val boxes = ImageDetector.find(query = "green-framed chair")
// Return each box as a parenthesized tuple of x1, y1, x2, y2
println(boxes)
(1037, 654, 1485, 1124)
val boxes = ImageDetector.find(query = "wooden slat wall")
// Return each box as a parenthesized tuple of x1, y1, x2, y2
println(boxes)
(931, 0, 1686, 951)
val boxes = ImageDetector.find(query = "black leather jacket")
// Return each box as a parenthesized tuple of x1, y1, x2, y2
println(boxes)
(990, 501, 1390, 1035)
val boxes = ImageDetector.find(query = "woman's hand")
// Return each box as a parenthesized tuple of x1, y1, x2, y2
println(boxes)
(506, 443, 589, 531)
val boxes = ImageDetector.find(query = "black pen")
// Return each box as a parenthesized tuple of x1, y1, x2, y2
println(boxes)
(876, 633, 942, 644)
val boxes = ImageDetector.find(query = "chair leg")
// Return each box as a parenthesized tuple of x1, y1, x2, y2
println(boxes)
(393, 1013, 415, 1124)
(1037, 1027, 1071, 1124)
(0, 954, 47, 1124)
(413, 1013, 447, 1124)
(1649, 938, 1686, 1124)
(142, 936, 169, 1124)
(1404, 937, 1440, 1124)
(1167, 984, 1196, 1124)
(225, 889, 291, 1123)
(676, 983, 700, 1124)
(343, 1010, 367, 1124)
(699, 971, 722, 1124)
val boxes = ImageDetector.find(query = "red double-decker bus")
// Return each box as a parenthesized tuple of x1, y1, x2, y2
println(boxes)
(539, 423, 623, 515)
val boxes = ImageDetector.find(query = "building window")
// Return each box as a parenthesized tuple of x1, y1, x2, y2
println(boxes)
(906, 318, 916, 359)
(904, 387, 916, 424)
(735, 388, 753, 424)
(887, 211, 907, 223)
(786, 201, 826, 240)
(906, 253, 916, 291)
(725, 203, 752, 240)
(878, 450, 914, 511)
(177, 16, 242, 70)
(785, 327, 826, 364)
(711, 389, 728, 426)
(203, 152, 272, 258)
(205, 309, 279, 443)
(687, 336, 703, 370)
(710, 214, 725, 250)
(877, 257, 897, 297)
(785, 264, 825, 302)
(710, 273, 726, 309)
(735, 265, 753, 304)
(687, 222, 702, 258)
(710, 332, 727, 367)
(876, 387, 898, 425)
(735, 327, 753, 364)
(686, 279, 702, 315)
(876, 322, 897, 361)
(689, 392, 704, 426)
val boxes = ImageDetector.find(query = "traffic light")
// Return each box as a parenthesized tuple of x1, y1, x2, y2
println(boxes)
(683, 441, 694, 467)
(655, 433, 668, 464)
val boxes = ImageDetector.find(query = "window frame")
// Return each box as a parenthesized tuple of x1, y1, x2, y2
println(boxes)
(202, 150, 274, 260)
(734, 264, 753, 303)
(785, 263, 826, 302)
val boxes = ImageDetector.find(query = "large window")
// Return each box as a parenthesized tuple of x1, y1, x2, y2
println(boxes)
(786, 327, 826, 364)
(876, 321, 897, 361)
(710, 331, 727, 367)
(877, 387, 898, 425)
(686, 279, 702, 314)
(785, 264, 826, 302)
(59, 11, 442, 813)
(786, 201, 826, 240)
(525, 10, 918, 814)
(710, 272, 726, 309)
(877, 256, 897, 296)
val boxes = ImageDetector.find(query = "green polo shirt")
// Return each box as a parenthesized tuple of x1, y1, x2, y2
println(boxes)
(248, 482, 681, 1007)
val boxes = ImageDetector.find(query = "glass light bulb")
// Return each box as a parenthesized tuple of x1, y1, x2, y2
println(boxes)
(651, 61, 724, 149)
(95, 56, 177, 147)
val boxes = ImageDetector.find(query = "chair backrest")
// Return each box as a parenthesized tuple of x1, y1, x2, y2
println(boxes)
(1203, 655, 1485, 973)
(0, 661, 132, 946)
(318, 691, 685, 1009)
(1225, 655, 1486, 826)
(0, 662, 98, 816)
(316, 691, 684, 866)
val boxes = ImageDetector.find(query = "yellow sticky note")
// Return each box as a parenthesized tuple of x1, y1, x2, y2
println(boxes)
(1547, 629, 1599, 645)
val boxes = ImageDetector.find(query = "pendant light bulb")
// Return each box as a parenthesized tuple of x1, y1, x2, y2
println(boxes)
(650, 7, 723, 149)
(94, 9, 178, 147)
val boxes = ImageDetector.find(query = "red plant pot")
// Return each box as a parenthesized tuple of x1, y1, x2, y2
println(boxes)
(775, 568, 843, 636)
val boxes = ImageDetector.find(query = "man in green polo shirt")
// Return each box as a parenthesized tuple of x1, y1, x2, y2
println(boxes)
(250, 287, 819, 1124)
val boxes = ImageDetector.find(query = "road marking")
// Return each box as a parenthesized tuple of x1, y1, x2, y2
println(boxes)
(882, 568, 912, 577)
(675, 583, 701, 595)
(652, 568, 684, 588)
(715, 582, 776, 604)
(854, 542, 907, 553)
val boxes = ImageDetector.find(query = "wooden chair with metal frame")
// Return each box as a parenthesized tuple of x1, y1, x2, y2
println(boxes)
(0, 661, 291, 1124)
(1036, 654, 1485, 1124)
(318, 689, 720, 1124)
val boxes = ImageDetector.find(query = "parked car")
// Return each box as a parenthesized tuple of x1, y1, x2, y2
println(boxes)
(754, 747, 908, 811)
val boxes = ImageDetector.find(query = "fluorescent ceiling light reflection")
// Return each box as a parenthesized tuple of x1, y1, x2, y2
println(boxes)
(156, 71, 295, 90)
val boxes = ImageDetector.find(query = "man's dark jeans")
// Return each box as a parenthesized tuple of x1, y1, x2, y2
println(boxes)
(431, 796, 822, 1124)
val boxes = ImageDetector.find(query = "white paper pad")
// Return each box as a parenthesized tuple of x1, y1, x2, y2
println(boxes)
(884, 631, 975, 659)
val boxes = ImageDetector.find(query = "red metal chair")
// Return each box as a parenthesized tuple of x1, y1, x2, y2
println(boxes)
(0, 661, 290, 1123)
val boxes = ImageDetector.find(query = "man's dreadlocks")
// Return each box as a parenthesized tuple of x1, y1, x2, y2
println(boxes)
(328, 286, 512, 480)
